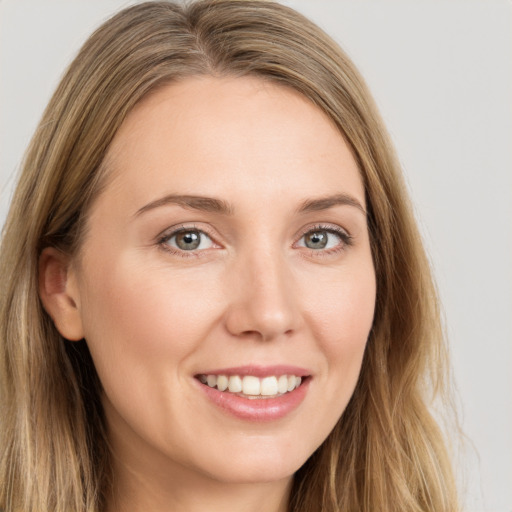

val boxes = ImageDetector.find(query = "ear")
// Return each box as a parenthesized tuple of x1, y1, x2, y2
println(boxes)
(38, 247, 84, 341)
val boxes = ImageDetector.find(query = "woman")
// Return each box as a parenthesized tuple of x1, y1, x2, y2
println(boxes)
(0, 1, 458, 511)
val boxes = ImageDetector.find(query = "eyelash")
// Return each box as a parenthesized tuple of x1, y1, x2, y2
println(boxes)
(157, 224, 216, 259)
(295, 224, 353, 257)
(157, 223, 353, 258)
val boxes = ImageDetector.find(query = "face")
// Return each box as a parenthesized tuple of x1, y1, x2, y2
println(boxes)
(67, 76, 376, 486)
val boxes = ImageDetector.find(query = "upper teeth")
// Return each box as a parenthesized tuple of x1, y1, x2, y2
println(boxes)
(199, 374, 302, 396)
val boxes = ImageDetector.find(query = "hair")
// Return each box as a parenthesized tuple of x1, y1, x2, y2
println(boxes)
(0, 1, 458, 511)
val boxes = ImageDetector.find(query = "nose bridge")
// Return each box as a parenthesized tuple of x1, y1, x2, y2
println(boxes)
(225, 242, 300, 340)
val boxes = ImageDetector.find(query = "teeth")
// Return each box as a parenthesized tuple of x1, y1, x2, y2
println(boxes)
(228, 375, 242, 393)
(199, 373, 304, 397)
(242, 376, 260, 395)
(261, 376, 278, 396)
(217, 375, 229, 391)
(277, 375, 288, 394)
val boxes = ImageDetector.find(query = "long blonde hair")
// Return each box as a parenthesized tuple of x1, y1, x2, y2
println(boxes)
(0, 1, 458, 510)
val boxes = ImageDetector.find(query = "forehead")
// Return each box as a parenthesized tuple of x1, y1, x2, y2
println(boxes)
(100, 75, 364, 211)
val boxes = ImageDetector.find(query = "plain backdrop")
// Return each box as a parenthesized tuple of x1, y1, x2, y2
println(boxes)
(1, 1, 511, 511)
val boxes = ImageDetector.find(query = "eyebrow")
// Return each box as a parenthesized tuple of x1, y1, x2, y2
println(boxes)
(134, 194, 234, 217)
(297, 193, 366, 215)
(134, 192, 366, 217)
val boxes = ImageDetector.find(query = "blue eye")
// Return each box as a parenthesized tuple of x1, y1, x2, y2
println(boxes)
(297, 227, 349, 251)
(165, 229, 214, 251)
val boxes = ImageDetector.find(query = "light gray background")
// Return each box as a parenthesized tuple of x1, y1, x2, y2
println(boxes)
(1, 1, 510, 511)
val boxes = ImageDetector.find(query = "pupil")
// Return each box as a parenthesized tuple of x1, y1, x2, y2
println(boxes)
(176, 231, 200, 250)
(306, 231, 327, 249)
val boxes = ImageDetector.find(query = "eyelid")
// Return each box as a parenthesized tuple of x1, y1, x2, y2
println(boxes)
(155, 222, 353, 258)
(293, 223, 353, 252)
(295, 223, 351, 240)
(157, 223, 222, 256)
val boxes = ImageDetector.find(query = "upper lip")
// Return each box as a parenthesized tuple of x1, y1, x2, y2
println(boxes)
(195, 365, 311, 378)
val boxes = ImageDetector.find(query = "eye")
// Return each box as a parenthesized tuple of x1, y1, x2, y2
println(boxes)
(164, 228, 215, 252)
(296, 226, 351, 251)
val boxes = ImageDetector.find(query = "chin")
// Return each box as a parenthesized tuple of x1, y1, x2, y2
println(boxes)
(195, 445, 311, 485)
(205, 464, 297, 486)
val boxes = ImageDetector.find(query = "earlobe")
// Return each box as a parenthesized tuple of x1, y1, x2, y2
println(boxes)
(38, 247, 84, 341)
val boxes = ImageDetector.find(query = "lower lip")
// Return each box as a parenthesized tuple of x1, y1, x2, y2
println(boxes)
(197, 378, 310, 422)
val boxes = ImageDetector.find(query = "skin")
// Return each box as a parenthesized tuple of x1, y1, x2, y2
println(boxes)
(40, 76, 376, 512)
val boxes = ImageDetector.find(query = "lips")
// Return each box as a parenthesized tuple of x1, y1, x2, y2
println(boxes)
(195, 365, 311, 421)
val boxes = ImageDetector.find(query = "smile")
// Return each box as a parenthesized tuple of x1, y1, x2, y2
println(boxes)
(195, 365, 311, 421)
(198, 374, 302, 398)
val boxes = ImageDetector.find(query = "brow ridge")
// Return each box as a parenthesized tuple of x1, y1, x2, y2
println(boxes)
(135, 192, 365, 218)
(297, 193, 366, 215)
(134, 194, 234, 217)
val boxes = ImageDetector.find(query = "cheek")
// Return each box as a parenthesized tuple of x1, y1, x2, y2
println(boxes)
(76, 256, 227, 410)
(305, 263, 376, 389)
(80, 256, 219, 350)
(76, 256, 228, 446)
(308, 262, 375, 335)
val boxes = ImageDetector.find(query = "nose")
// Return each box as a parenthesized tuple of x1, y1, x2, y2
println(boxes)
(224, 248, 302, 341)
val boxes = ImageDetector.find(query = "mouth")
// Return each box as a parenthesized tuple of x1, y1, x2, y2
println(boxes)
(194, 367, 311, 421)
(196, 373, 304, 399)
